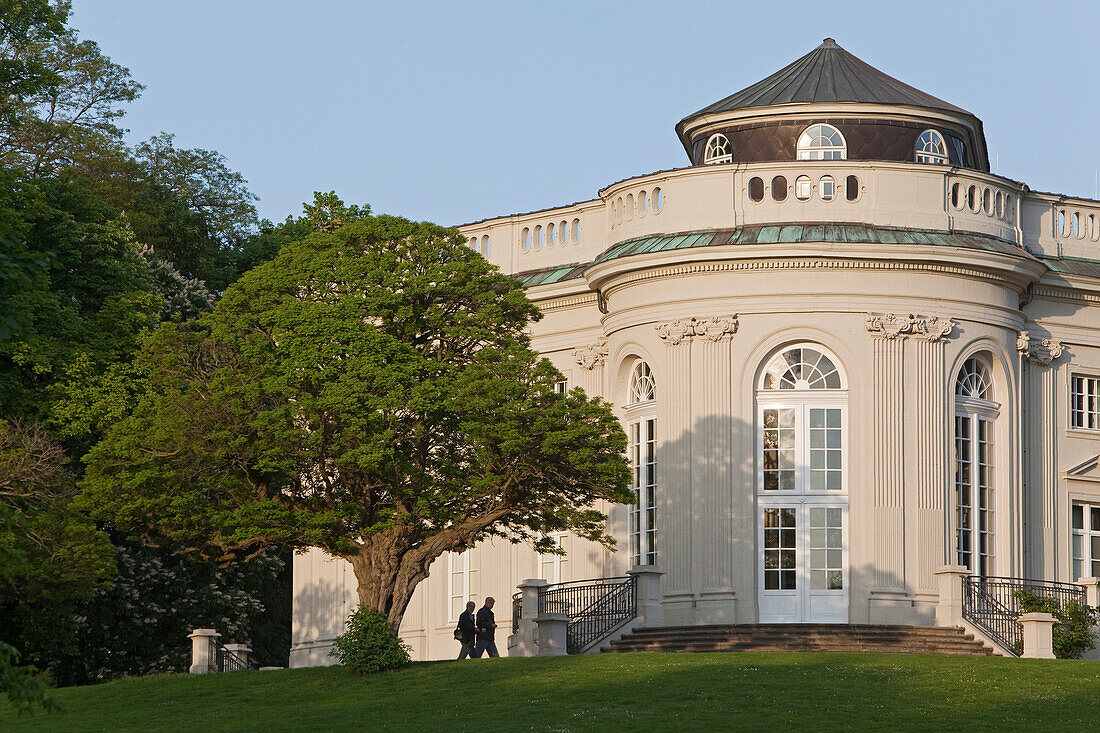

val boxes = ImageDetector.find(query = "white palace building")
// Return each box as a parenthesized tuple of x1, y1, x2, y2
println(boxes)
(291, 39, 1100, 663)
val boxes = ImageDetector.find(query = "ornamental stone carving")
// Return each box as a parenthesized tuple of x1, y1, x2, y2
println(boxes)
(656, 315, 738, 345)
(1017, 331, 1064, 366)
(865, 313, 955, 342)
(572, 339, 609, 370)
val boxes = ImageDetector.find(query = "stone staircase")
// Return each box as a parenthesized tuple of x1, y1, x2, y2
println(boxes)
(604, 624, 994, 656)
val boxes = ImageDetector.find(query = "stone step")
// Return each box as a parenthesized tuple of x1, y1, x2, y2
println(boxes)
(604, 624, 993, 656)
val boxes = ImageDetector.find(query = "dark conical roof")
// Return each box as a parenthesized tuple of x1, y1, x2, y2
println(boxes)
(682, 39, 970, 120)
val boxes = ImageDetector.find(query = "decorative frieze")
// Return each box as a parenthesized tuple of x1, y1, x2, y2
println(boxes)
(1016, 331, 1064, 366)
(572, 339, 609, 370)
(656, 315, 738, 345)
(865, 313, 955, 341)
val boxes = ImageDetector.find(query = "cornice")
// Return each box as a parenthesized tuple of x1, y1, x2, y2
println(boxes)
(865, 313, 955, 341)
(536, 293, 599, 313)
(594, 256, 1035, 302)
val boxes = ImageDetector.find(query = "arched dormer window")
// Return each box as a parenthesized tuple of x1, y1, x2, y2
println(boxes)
(916, 129, 949, 165)
(953, 355, 997, 577)
(629, 361, 656, 404)
(704, 133, 732, 164)
(625, 359, 656, 566)
(797, 124, 846, 160)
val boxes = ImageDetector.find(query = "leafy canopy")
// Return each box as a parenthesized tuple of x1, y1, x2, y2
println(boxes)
(81, 215, 631, 624)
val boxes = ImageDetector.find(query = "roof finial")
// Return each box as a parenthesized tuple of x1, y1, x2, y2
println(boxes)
(822, 37, 836, 46)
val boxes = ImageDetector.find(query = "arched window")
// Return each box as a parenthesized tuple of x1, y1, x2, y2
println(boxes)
(761, 346, 843, 391)
(704, 133, 732, 164)
(626, 360, 656, 566)
(797, 124, 846, 160)
(954, 356, 997, 576)
(915, 129, 949, 165)
(756, 344, 848, 623)
(629, 361, 656, 404)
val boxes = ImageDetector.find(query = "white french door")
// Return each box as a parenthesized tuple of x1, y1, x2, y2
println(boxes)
(756, 345, 850, 623)
(758, 500, 848, 623)
(757, 400, 849, 623)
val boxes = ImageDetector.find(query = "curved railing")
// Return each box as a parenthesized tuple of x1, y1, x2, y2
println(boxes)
(538, 576, 637, 654)
(962, 576, 1085, 655)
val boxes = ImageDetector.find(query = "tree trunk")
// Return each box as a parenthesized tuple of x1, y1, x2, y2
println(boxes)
(344, 530, 434, 633)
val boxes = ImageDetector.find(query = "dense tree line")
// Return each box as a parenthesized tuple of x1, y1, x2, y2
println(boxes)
(0, 0, 339, 699)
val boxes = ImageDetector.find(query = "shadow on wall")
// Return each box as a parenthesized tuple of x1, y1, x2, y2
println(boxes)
(291, 561, 357, 650)
(653, 412, 922, 624)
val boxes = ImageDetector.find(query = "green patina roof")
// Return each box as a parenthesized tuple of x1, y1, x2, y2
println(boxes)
(591, 225, 1037, 264)
(511, 225, 1099, 288)
(511, 262, 589, 288)
(1036, 255, 1100, 279)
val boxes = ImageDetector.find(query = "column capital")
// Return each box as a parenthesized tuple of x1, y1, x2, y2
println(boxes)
(1017, 330, 1064, 366)
(572, 339, 609, 370)
(866, 312, 955, 341)
(656, 315, 738, 345)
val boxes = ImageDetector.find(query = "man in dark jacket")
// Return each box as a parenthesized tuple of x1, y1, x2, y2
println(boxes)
(473, 597, 499, 658)
(456, 601, 477, 659)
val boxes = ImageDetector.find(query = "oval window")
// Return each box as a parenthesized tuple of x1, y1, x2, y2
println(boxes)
(748, 177, 764, 202)
(846, 175, 859, 201)
(795, 175, 812, 201)
(771, 176, 787, 202)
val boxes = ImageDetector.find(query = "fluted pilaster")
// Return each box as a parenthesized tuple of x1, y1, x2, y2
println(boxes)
(656, 322, 693, 597)
(866, 313, 955, 593)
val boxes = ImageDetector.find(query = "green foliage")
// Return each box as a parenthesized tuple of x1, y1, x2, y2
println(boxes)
(0, 1, 65, 128)
(0, 420, 115, 604)
(1014, 588, 1099, 659)
(0, 638, 56, 715)
(330, 606, 410, 674)
(233, 191, 371, 275)
(81, 213, 631, 629)
(0, 1, 143, 175)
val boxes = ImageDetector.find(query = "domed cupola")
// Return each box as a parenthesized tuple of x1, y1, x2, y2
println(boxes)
(677, 39, 989, 171)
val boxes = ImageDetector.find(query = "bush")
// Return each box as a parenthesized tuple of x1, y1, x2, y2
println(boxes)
(1014, 589, 1099, 659)
(330, 606, 410, 673)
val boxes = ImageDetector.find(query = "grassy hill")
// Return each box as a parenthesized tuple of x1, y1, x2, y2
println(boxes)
(4, 652, 1099, 732)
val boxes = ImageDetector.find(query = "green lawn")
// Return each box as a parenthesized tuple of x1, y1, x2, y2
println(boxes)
(4, 653, 1099, 732)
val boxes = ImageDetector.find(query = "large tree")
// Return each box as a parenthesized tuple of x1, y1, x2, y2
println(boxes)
(81, 216, 631, 629)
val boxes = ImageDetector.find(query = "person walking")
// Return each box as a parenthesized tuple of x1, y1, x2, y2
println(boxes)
(455, 601, 477, 660)
(473, 597, 499, 658)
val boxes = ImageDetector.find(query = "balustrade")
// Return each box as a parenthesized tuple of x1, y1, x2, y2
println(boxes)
(458, 161, 1096, 279)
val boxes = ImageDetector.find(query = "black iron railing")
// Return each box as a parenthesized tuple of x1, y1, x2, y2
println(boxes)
(538, 576, 637, 654)
(962, 575, 1085, 655)
(512, 592, 522, 622)
(206, 637, 260, 673)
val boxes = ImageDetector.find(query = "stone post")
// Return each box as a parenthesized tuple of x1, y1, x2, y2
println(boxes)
(534, 613, 569, 656)
(627, 566, 665, 628)
(1019, 612, 1057, 659)
(1078, 577, 1100, 661)
(508, 578, 548, 657)
(1079, 577, 1100, 608)
(188, 629, 219, 674)
(224, 643, 252, 669)
(933, 565, 970, 628)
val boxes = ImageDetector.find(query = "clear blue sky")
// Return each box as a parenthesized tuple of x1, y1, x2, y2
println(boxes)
(71, 0, 1100, 228)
